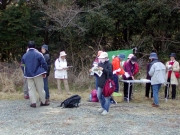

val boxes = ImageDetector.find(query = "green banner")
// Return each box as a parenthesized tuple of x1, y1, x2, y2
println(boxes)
(107, 49, 133, 62)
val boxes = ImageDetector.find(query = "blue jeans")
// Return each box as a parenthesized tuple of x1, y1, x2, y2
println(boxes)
(152, 84, 161, 105)
(113, 74, 119, 92)
(43, 77, 50, 99)
(97, 87, 110, 112)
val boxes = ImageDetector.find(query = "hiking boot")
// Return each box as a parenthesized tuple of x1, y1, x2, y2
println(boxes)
(102, 110, 109, 115)
(40, 100, 50, 106)
(151, 103, 155, 105)
(110, 98, 117, 104)
(46, 98, 50, 102)
(98, 108, 104, 113)
(124, 97, 128, 101)
(30, 103, 36, 108)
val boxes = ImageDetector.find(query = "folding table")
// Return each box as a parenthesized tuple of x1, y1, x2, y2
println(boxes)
(120, 79, 170, 103)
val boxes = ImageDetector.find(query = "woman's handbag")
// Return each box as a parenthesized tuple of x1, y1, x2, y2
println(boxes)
(174, 72, 180, 79)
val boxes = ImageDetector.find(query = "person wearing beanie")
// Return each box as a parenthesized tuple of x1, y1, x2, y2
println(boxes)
(21, 41, 49, 108)
(54, 51, 71, 94)
(164, 53, 179, 99)
(41, 44, 51, 102)
(148, 52, 166, 107)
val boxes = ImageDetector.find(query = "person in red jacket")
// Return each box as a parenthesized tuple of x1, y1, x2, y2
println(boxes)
(112, 54, 126, 92)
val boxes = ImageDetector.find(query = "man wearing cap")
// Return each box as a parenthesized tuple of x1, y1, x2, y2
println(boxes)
(112, 54, 126, 92)
(123, 56, 137, 101)
(41, 44, 51, 102)
(21, 41, 49, 108)
(164, 53, 179, 99)
(148, 52, 166, 107)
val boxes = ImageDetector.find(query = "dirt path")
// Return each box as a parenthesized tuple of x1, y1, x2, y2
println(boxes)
(0, 100, 180, 135)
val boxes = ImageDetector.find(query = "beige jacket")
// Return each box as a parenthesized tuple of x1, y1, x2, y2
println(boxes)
(165, 60, 180, 85)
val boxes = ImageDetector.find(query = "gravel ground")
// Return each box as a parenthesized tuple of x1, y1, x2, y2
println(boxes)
(0, 99, 180, 135)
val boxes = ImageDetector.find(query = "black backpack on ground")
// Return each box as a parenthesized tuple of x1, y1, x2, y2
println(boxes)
(60, 95, 81, 108)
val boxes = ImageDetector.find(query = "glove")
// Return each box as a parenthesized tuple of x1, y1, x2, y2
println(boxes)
(113, 70, 117, 74)
(113, 68, 121, 74)
(124, 72, 130, 78)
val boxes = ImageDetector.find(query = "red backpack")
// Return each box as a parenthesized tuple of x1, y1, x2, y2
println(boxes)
(102, 79, 116, 97)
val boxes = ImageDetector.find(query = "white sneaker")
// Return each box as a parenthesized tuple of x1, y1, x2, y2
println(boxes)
(101, 110, 108, 115)
(98, 108, 104, 113)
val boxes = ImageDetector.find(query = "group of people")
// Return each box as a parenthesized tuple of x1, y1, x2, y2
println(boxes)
(146, 52, 180, 102)
(21, 41, 179, 112)
(21, 41, 71, 108)
(90, 51, 139, 115)
(90, 50, 179, 115)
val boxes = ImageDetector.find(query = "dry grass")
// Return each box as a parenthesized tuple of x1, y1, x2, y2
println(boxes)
(0, 61, 180, 109)
(0, 62, 23, 93)
(1, 86, 180, 109)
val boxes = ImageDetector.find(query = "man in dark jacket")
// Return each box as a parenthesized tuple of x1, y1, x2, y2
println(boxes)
(97, 52, 113, 115)
(21, 41, 49, 108)
(41, 44, 51, 101)
(145, 62, 153, 99)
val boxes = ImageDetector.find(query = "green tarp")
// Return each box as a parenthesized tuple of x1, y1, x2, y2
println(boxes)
(107, 49, 133, 62)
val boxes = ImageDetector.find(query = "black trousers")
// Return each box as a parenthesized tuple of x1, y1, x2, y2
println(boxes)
(165, 78, 176, 99)
(145, 83, 153, 98)
(124, 77, 133, 99)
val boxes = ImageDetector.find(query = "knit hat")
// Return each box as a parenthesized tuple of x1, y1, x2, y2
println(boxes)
(42, 44, 48, 51)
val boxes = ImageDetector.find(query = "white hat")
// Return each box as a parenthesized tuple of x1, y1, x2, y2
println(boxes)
(98, 52, 108, 58)
(127, 54, 134, 59)
(60, 51, 67, 57)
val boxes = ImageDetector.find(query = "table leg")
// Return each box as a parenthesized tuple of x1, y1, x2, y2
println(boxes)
(166, 83, 170, 102)
(128, 82, 130, 103)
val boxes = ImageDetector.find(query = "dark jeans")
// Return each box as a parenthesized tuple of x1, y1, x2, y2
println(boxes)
(43, 77, 50, 99)
(165, 78, 176, 99)
(124, 77, 133, 99)
(113, 74, 119, 92)
(145, 83, 153, 98)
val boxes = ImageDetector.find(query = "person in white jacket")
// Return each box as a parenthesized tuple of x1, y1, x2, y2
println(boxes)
(54, 51, 71, 94)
